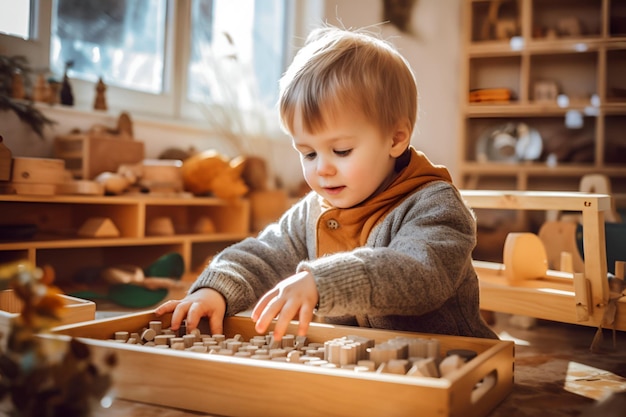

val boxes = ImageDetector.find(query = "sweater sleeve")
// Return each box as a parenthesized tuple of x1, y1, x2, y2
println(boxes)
(189, 194, 313, 316)
(298, 182, 477, 318)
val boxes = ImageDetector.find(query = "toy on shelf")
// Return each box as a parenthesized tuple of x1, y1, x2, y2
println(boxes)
(60, 60, 74, 106)
(181, 149, 248, 199)
(53, 112, 145, 185)
(93, 77, 107, 111)
(32, 73, 48, 102)
(68, 252, 186, 309)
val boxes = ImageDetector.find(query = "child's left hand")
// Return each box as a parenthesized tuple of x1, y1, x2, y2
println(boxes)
(251, 270, 318, 341)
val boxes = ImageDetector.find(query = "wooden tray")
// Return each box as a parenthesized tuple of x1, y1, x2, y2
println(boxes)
(51, 311, 514, 417)
(0, 289, 95, 347)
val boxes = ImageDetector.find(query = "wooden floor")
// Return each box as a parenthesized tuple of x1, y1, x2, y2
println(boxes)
(486, 313, 626, 417)
(90, 312, 626, 417)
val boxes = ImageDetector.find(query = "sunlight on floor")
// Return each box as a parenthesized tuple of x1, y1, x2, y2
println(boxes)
(497, 330, 531, 346)
(565, 361, 626, 400)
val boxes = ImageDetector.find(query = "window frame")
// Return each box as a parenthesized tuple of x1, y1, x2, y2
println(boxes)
(0, 0, 322, 124)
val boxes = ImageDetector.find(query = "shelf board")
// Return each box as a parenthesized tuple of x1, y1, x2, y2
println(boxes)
(0, 194, 238, 207)
(464, 101, 626, 117)
(459, 162, 626, 177)
(0, 233, 248, 251)
(468, 36, 626, 57)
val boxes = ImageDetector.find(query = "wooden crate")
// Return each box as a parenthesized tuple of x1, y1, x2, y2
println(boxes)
(51, 311, 514, 417)
(53, 134, 144, 180)
(0, 289, 95, 347)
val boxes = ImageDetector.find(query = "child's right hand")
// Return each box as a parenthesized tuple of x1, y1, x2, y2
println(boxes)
(154, 288, 226, 335)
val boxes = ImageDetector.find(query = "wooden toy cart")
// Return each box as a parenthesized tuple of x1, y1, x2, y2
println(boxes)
(460, 190, 625, 331)
(51, 312, 514, 417)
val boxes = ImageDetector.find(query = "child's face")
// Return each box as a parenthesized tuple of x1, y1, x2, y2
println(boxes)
(291, 106, 399, 208)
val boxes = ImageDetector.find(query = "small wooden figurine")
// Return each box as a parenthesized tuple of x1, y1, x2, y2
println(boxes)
(47, 80, 61, 105)
(94, 77, 108, 111)
(60, 61, 74, 106)
(32, 73, 49, 102)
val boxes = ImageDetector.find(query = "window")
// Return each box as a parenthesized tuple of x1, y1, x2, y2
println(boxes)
(0, 0, 33, 40)
(188, 0, 287, 109)
(43, 0, 288, 118)
(50, 0, 167, 94)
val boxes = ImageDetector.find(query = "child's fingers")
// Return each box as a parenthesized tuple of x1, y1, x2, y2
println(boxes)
(297, 304, 315, 336)
(208, 311, 224, 336)
(185, 302, 207, 331)
(154, 299, 177, 316)
(169, 301, 190, 331)
(254, 296, 283, 337)
(251, 289, 274, 322)
(271, 300, 302, 341)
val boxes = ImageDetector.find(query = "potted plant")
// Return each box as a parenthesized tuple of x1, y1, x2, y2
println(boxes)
(0, 54, 55, 139)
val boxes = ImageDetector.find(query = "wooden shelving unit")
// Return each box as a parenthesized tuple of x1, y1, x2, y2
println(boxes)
(459, 0, 626, 207)
(0, 195, 250, 285)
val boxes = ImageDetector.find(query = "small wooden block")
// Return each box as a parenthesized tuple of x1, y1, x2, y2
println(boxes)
(56, 180, 104, 195)
(147, 216, 175, 236)
(141, 328, 156, 342)
(439, 355, 465, 378)
(11, 157, 65, 184)
(193, 216, 216, 234)
(10, 182, 57, 196)
(503, 232, 548, 282)
(78, 217, 120, 238)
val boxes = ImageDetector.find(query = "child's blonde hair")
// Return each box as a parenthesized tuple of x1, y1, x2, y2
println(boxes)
(279, 26, 418, 137)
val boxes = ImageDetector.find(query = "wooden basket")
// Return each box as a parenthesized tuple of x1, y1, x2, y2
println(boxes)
(51, 311, 514, 417)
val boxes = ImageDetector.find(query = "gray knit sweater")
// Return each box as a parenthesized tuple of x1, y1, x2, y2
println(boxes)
(190, 180, 498, 340)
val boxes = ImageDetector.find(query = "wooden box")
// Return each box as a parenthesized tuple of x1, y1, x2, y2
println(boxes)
(52, 311, 514, 417)
(53, 134, 144, 180)
(0, 289, 95, 347)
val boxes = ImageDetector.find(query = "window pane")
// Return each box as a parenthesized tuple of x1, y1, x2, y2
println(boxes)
(188, 0, 286, 108)
(0, 0, 31, 39)
(50, 0, 167, 94)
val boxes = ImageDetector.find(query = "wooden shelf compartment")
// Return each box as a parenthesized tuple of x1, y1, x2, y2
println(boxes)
(0, 194, 251, 286)
(606, 48, 626, 103)
(0, 249, 31, 265)
(144, 200, 249, 236)
(463, 115, 597, 164)
(0, 197, 141, 239)
(531, 0, 603, 40)
(469, 55, 523, 102)
(469, 0, 521, 44)
(529, 51, 598, 101)
(604, 114, 626, 164)
(609, 0, 626, 37)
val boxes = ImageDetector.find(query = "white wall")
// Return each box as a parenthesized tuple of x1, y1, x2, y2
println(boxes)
(0, 0, 462, 191)
(322, 0, 462, 175)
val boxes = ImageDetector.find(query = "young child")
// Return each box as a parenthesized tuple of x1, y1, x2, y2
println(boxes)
(156, 26, 498, 341)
